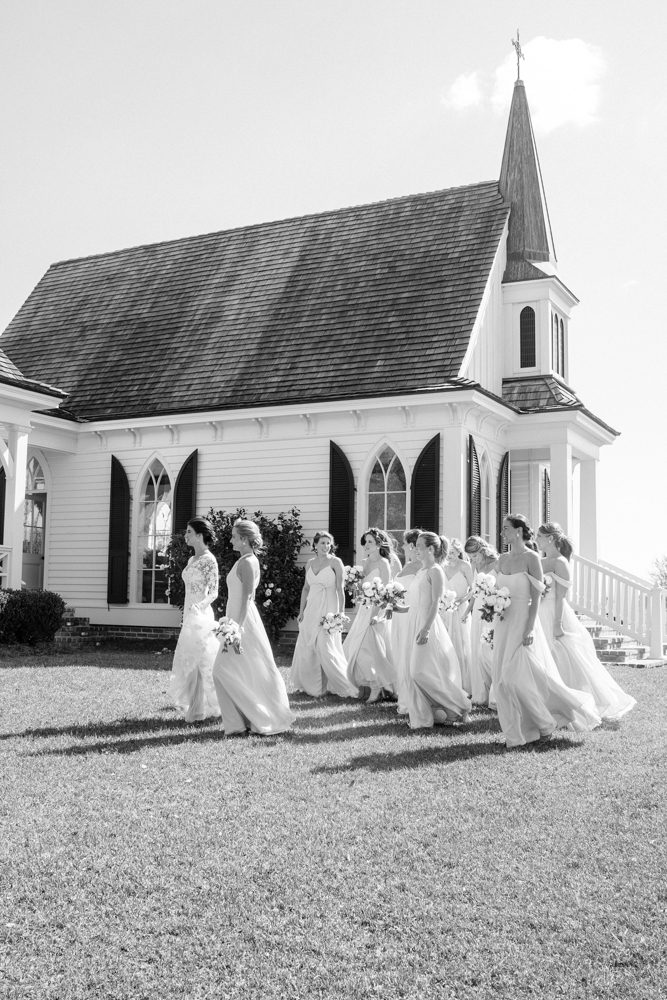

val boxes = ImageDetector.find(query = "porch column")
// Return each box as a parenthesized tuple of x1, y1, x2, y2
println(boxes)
(579, 459, 598, 562)
(549, 441, 572, 536)
(6, 424, 30, 589)
(441, 423, 467, 539)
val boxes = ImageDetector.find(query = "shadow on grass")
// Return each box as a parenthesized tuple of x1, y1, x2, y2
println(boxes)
(311, 735, 583, 773)
(0, 714, 221, 742)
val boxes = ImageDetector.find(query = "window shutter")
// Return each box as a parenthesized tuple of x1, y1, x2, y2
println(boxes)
(173, 450, 198, 533)
(542, 469, 551, 523)
(496, 452, 510, 551)
(410, 434, 440, 533)
(329, 442, 355, 567)
(467, 436, 481, 538)
(107, 456, 130, 604)
(0, 467, 5, 545)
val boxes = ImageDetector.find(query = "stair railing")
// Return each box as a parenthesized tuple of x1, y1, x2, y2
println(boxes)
(570, 554, 665, 659)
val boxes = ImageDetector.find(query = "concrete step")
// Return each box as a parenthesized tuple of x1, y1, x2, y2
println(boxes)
(598, 646, 646, 663)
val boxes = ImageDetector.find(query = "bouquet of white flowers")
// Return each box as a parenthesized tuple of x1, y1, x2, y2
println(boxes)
(478, 583, 511, 623)
(439, 589, 458, 615)
(213, 616, 244, 653)
(343, 565, 365, 597)
(472, 572, 497, 598)
(358, 577, 406, 619)
(543, 574, 553, 596)
(319, 612, 351, 635)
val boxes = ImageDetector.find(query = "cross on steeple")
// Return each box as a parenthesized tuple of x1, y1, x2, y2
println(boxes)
(511, 29, 525, 80)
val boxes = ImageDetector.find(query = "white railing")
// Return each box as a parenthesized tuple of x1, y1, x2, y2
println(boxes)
(571, 554, 666, 659)
(0, 545, 10, 589)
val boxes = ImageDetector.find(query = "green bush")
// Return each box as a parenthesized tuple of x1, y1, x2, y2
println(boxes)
(164, 507, 307, 643)
(0, 589, 67, 645)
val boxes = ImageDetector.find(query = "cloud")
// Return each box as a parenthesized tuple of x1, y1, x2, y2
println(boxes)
(442, 72, 483, 111)
(491, 37, 605, 133)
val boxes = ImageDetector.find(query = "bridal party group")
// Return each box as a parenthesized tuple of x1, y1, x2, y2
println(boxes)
(169, 515, 635, 749)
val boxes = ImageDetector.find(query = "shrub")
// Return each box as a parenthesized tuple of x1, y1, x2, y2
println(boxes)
(0, 589, 67, 645)
(650, 556, 667, 589)
(164, 507, 307, 643)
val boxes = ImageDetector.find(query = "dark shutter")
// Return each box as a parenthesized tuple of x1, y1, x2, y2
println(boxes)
(410, 434, 440, 533)
(329, 442, 355, 567)
(497, 452, 510, 551)
(173, 450, 198, 533)
(107, 456, 130, 604)
(542, 469, 551, 523)
(467, 436, 481, 537)
(520, 307, 536, 368)
(0, 467, 5, 546)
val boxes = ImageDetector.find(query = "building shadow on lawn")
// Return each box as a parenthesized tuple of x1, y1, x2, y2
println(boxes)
(311, 735, 583, 773)
(1, 714, 221, 743)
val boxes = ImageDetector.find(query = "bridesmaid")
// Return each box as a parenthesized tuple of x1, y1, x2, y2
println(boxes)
(493, 514, 600, 748)
(392, 528, 423, 715)
(462, 535, 498, 706)
(212, 519, 296, 736)
(290, 531, 357, 699)
(404, 532, 471, 729)
(536, 522, 636, 719)
(443, 538, 474, 695)
(169, 517, 221, 722)
(343, 528, 397, 703)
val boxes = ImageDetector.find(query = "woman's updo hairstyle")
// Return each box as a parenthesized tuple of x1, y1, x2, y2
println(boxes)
(403, 528, 421, 546)
(505, 513, 534, 543)
(449, 537, 468, 562)
(539, 522, 574, 561)
(187, 517, 216, 546)
(233, 518, 263, 551)
(312, 530, 336, 552)
(360, 527, 392, 560)
(464, 535, 498, 567)
(418, 532, 450, 565)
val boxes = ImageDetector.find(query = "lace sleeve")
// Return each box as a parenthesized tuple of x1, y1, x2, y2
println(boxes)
(196, 554, 219, 610)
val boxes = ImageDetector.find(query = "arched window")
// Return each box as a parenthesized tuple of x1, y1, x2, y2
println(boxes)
(23, 457, 46, 556)
(138, 459, 172, 604)
(552, 313, 559, 372)
(520, 307, 536, 368)
(367, 446, 407, 549)
(559, 318, 565, 377)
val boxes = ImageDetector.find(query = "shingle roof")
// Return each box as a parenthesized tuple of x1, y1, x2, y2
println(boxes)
(0, 182, 509, 421)
(502, 375, 581, 411)
(0, 347, 66, 399)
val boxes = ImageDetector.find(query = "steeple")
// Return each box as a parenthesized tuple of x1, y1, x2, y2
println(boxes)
(499, 79, 556, 282)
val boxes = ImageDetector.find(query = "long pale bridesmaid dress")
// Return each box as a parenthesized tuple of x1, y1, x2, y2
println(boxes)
(492, 571, 601, 747)
(290, 563, 358, 698)
(467, 570, 496, 706)
(442, 566, 472, 695)
(212, 557, 296, 735)
(539, 572, 636, 719)
(343, 567, 397, 695)
(405, 569, 471, 729)
(391, 569, 420, 714)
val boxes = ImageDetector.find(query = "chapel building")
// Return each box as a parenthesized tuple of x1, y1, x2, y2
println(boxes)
(0, 80, 617, 632)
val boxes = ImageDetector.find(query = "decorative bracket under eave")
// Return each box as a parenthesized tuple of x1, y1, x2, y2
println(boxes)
(300, 413, 314, 436)
(253, 417, 268, 439)
(350, 410, 366, 432)
(125, 427, 142, 448)
(208, 421, 224, 443)
(397, 405, 415, 428)
(163, 424, 180, 446)
(92, 430, 107, 450)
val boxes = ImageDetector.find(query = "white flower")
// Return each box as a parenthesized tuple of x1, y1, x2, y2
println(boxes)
(263, 599, 272, 607)
(275, 588, 281, 594)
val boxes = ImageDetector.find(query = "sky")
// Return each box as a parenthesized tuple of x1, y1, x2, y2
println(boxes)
(1, 0, 666, 578)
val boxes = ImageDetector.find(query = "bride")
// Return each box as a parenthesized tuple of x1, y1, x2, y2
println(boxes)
(493, 514, 601, 747)
(212, 519, 296, 736)
(169, 518, 221, 722)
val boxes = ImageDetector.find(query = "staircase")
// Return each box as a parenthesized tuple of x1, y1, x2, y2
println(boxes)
(55, 609, 103, 646)
(579, 616, 667, 668)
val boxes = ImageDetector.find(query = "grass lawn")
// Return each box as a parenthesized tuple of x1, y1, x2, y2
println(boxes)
(0, 645, 665, 999)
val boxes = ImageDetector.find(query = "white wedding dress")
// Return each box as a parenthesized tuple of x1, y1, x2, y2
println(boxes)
(391, 570, 420, 714)
(212, 557, 296, 735)
(493, 572, 601, 747)
(290, 564, 357, 698)
(343, 568, 397, 694)
(169, 551, 221, 722)
(405, 569, 471, 729)
(468, 571, 496, 706)
(539, 573, 636, 719)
